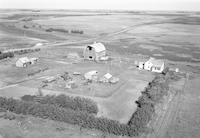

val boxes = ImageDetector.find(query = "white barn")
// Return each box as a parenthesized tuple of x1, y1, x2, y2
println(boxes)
(16, 57, 31, 67)
(144, 58, 165, 73)
(16, 57, 38, 67)
(83, 42, 106, 61)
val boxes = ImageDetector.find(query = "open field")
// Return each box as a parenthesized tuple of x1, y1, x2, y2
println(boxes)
(0, 9, 200, 137)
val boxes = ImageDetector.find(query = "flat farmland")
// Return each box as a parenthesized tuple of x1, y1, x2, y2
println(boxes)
(0, 10, 200, 138)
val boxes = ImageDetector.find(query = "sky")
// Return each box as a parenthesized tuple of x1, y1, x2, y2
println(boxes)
(0, 0, 199, 11)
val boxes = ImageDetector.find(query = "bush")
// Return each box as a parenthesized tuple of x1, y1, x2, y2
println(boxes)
(23, 25, 29, 29)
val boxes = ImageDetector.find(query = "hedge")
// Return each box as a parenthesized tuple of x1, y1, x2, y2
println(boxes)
(0, 97, 138, 136)
(128, 72, 172, 133)
(21, 94, 98, 114)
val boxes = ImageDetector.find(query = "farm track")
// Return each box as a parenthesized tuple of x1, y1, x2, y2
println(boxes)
(153, 91, 180, 138)
(42, 19, 171, 48)
(146, 75, 188, 138)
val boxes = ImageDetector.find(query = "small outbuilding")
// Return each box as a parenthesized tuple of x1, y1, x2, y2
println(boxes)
(109, 77, 119, 84)
(16, 57, 38, 67)
(83, 42, 106, 61)
(16, 57, 31, 67)
(84, 70, 98, 81)
(99, 73, 113, 83)
(34, 43, 43, 48)
(138, 62, 144, 70)
(144, 57, 165, 73)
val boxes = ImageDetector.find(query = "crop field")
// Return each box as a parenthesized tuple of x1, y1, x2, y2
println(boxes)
(0, 9, 200, 138)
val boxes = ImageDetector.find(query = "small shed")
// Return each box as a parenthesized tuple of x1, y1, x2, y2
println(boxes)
(16, 57, 31, 67)
(104, 73, 112, 80)
(99, 73, 113, 83)
(34, 43, 43, 48)
(83, 42, 106, 61)
(144, 57, 165, 73)
(109, 77, 119, 84)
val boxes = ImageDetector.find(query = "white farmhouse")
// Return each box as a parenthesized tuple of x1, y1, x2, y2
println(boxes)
(83, 42, 106, 61)
(144, 58, 165, 73)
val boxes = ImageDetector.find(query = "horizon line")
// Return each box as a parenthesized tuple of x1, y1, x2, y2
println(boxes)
(0, 8, 199, 12)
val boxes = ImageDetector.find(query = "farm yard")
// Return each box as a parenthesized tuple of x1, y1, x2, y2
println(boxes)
(0, 9, 200, 138)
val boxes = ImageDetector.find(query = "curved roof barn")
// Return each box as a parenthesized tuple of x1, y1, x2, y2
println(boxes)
(84, 42, 106, 61)
(88, 43, 106, 52)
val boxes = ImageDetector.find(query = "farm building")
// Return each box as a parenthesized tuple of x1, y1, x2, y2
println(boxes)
(144, 57, 165, 73)
(16, 57, 38, 67)
(84, 70, 98, 81)
(16, 57, 31, 67)
(99, 73, 113, 83)
(34, 43, 43, 48)
(138, 62, 144, 70)
(83, 42, 106, 61)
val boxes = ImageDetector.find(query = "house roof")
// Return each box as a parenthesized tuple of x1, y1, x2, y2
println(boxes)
(88, 43, 106, 53)
(147, 58, 164, 67)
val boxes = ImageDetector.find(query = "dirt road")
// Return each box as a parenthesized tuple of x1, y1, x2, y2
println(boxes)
(43, 20, 169, 48)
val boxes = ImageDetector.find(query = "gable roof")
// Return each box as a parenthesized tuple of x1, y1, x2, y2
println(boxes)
(88, 43, 106, 53)
(147, 58, 164, 67)
(103, 73, 112, 80)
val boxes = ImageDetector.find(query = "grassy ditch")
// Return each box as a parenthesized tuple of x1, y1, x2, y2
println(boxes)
(0, 70, 178, 137)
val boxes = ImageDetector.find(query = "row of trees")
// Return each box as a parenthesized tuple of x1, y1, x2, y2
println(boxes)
(0, 52, 14, 60)
(0, 48, 41, 61)
(21, 94, 98, 114)
(128, 70, 175, 133)
(0, 97, 138, 136)
(0, 70, 176, 136)
(14, 48, 40, 55)
(45, 28, 84, 34)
